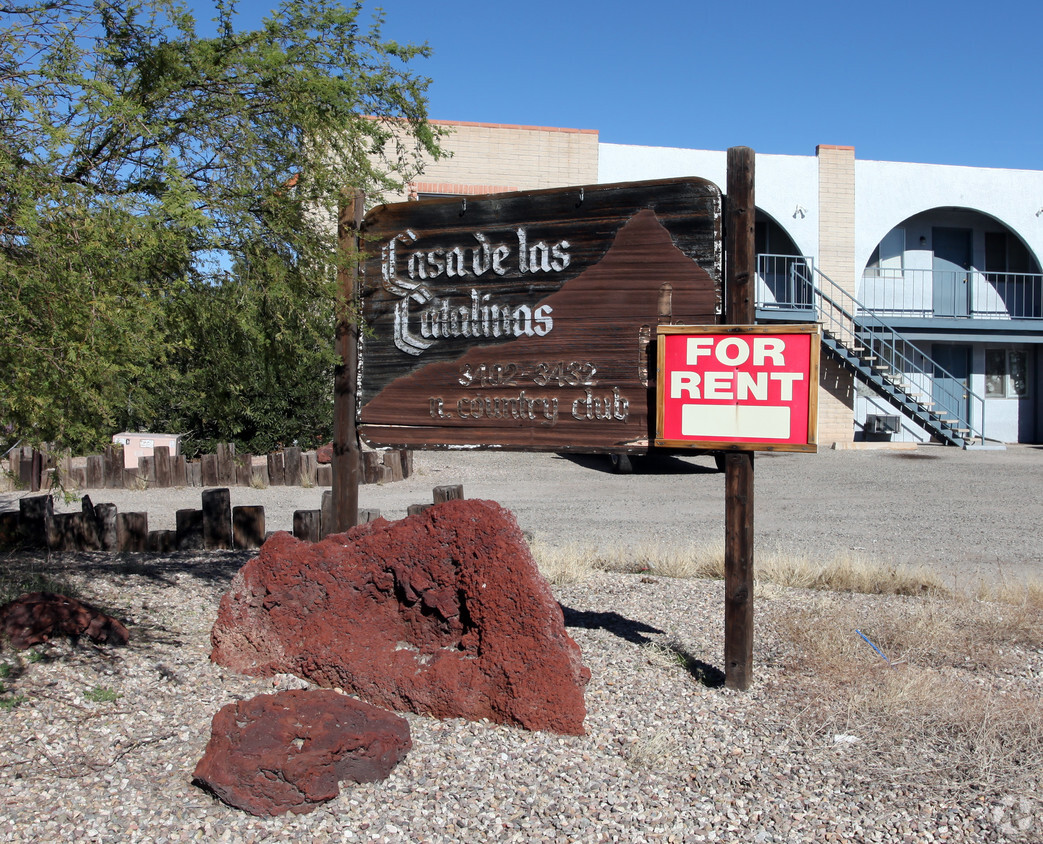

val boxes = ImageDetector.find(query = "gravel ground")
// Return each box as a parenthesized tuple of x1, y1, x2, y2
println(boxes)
(1, 444, 1041, 842)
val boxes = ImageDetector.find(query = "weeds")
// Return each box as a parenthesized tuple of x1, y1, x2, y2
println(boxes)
(623, 731, 675, 771)
(84, 686, 121, 703)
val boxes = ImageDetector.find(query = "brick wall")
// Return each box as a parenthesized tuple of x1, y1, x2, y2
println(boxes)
(817, 145, 856, 298)
(389, 120, 599, 202)
(817, 350, 855, 443)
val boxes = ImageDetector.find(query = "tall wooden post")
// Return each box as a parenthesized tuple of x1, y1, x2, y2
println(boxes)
(724, 147, 756, 690)
(332, 192, 365, 532)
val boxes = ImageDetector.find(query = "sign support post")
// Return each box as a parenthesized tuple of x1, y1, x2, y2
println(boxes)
(724, 147, 756, 690)
(332, 191, 365, 532)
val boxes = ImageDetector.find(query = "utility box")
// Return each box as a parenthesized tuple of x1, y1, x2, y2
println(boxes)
(112, 433, 183, 469)
(864, 414, 900, 441)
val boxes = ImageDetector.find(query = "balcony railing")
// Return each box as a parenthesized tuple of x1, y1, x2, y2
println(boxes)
(860, 268, 1043, 320)
(756, 254, 816, 311)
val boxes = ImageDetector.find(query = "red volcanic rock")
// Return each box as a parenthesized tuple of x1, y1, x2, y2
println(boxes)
(210, 499, 589, 734)
(0, 592, 129, 649)
(315, 443, 333, 464)
(193, 689, 410, 816)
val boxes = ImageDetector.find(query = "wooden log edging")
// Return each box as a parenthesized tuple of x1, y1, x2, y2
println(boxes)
(0, 484, 464, 555)
(1, 444, 412, 493)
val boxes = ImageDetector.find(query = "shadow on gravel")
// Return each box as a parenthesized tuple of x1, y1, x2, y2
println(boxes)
(884, 451, 943, 460)
(561, 606, 664, 645)
(1, 549, 251, 592)
(667, 643, 726, 688)
(553, 453, 720, 475)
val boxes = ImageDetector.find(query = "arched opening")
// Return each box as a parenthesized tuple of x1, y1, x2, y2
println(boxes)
(755, 211, 813, 311)
(860, 208, 1042, 320)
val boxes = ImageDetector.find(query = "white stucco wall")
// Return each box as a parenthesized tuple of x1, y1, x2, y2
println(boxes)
(598, 143, 819, 260)
(855, 159, 1043, 276)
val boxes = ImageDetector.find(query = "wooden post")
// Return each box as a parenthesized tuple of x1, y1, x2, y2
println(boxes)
(724, 146, 756, 691)
(153, 446, 171, 488)
(201, 453, 220, 488)
(29, 448, 43, 492)
(176, 509, 204, 551)
(216, 443, 236, 486)
(201, 488, 232, 550)
(283, 446, 302, 487)
(266, 451, 285, 487)
(232, 506, 266, 550)
(95, 503, 118, 551)
(292, 510, 322, 543)
(433, 484, 465, 504)
(117, 513, 148, 552)
(332, 192, 364, 531)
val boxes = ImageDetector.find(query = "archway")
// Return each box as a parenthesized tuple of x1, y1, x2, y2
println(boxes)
(860, 208, 1041, 319)
(755, 211, 813, 311)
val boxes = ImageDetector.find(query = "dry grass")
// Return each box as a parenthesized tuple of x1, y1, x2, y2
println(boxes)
(622, 731, 676, 771)
(776, 593, 1043, 803)
(530, 541, 605, 586)
(531, 539, 949, 598)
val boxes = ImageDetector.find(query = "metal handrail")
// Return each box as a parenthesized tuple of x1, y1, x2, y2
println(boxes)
(754, 255, 986, 444)
(860, 267, 1043, 320)
(812, 267, 986, 444)
(756, 254, 816, 310)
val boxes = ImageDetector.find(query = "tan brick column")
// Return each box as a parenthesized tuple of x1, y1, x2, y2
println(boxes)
(816, 145, 856, 297)
(816, 145, 857, 443)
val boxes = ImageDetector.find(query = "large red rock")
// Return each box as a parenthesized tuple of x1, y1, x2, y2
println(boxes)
(193, 689, 410, 816)
(210, 498, 589, 734)
(0, 592, 129, 649)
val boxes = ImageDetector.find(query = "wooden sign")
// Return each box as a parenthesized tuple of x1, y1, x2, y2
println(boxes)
(656, 324, 820, 452)
(358, 178, 722, 452)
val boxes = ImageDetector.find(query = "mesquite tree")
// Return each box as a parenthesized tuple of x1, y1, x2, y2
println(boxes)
(0, 0, 443, 453)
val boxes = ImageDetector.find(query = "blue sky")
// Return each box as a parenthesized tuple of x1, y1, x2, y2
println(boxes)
(192, 0, 1042, 170)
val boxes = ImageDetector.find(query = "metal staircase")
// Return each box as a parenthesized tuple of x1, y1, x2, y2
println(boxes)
(757, 258, 986, 447)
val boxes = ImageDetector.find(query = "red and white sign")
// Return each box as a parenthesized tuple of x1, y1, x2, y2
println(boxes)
(656, 325, 819, 452)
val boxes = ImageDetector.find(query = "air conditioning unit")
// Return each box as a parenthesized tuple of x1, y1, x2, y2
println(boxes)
(865, 414, 900, 435)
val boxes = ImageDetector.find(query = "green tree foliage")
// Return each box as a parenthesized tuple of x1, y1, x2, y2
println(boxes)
(0, 0, 442, 453)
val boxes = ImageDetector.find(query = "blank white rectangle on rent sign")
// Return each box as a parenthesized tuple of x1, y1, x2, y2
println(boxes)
(681, 404, 792, 440)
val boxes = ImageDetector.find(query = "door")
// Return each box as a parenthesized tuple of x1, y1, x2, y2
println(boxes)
(932, 343, 971, 426)
(932, 227, 972, 317)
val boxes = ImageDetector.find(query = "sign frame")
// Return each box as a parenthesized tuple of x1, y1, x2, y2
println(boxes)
(655, 323, 820, 453)
(357, 178, 723, 454)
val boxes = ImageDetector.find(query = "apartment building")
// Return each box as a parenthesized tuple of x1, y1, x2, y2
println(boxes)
(393, 120, 1042, 445)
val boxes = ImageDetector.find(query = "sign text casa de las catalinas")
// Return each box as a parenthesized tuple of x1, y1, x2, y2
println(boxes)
(358, 179, 723, 452)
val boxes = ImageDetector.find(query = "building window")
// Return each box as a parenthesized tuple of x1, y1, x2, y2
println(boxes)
(985, 348, 1027, 398)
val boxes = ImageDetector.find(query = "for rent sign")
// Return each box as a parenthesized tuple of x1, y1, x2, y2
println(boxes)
(655, 325, 820, 452)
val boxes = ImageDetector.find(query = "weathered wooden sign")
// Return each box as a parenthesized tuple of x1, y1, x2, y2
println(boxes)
(656, 325, 820, 452)
(358, 178, 722, 452)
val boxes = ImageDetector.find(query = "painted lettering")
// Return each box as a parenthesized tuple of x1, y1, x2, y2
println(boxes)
(571, 387, 630, 422)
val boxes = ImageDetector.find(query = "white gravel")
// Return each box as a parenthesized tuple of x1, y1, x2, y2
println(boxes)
(1, 445, 1041, 842)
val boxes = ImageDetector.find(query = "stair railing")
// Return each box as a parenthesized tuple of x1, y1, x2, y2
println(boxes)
(807, 265, 986, 444)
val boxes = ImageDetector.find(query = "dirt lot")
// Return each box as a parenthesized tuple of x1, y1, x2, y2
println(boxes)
(11, 442, 1042, 588)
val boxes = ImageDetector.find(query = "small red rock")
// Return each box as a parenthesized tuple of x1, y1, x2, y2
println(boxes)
(0, 592, 129, 649)
(193, 689, 410, 816)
